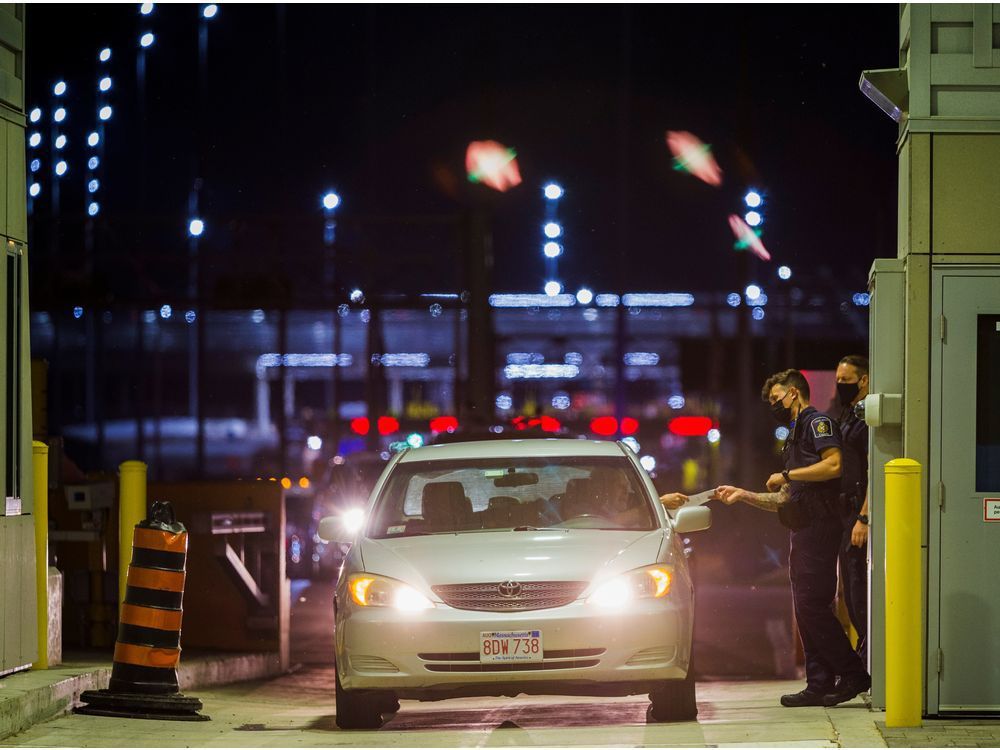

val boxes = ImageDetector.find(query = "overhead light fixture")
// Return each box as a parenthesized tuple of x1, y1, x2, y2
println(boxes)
(859, 68, 907, 123)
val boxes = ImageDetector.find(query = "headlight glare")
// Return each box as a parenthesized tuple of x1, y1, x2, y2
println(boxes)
(347, 574, 433, 610)
(587, 565, 673, 608)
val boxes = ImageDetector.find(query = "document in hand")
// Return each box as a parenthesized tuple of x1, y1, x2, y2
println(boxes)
(685, 490, 717, 507)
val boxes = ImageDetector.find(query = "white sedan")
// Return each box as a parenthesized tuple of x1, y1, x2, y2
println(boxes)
(319, 438, 711, 729)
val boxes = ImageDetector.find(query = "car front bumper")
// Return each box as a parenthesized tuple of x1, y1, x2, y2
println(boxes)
(336, 597, 691, 699)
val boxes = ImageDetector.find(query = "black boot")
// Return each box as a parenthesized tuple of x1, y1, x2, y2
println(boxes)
(780, 689, 828, 707)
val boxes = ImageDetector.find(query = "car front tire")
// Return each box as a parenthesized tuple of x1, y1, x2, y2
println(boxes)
(648, 667, 698, 722)
(334, 665, 386, 730)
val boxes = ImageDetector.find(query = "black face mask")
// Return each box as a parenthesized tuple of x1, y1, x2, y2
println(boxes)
(837, 381, 860, 405)
(770, 391, 794, 424)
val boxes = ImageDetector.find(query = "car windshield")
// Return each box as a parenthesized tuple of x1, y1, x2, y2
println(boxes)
(368, 456, 657, 538)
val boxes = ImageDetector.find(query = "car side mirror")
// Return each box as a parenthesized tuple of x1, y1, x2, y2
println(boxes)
(673, 505, 711, 534)
(318, 514, 361, 544)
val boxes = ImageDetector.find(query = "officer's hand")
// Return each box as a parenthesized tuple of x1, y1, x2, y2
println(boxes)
(714, 485, 746, 505)
(659, 492, 688, 510)
(851, 520, 869, 548)
(766, 472, 785, 492)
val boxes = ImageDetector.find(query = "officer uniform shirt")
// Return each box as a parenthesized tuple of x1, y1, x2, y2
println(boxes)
(783, 406, 842, 503)
(837, 404, 869, 507)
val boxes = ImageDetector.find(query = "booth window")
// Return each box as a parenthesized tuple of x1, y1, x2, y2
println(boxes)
(977, 315, 1000, 492)
(4, 248, 21, 508)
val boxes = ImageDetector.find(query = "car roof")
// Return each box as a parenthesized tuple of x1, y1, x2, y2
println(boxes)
(398, 438, 626, 463)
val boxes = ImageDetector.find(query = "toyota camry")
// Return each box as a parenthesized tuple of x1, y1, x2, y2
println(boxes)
(318, 438, 711, 729)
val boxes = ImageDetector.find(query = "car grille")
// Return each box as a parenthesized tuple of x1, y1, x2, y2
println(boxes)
(418, 648, 605, 662)
(431, 581, 588, 611)
(423, 659, 600, 673)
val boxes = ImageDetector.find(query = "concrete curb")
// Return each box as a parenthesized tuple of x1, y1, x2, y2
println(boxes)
(0, 652, 284, 741)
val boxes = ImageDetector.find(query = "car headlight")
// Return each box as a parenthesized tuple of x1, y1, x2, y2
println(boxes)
(587, 565, 673, 608)
(347, 574, 434, 610)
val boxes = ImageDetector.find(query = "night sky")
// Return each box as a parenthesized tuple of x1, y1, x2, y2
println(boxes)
(26, 3, 901, 306)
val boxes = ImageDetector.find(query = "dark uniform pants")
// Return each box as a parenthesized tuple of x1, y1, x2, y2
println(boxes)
(838, 534, 868, 664)
(790, 518, 867, 692)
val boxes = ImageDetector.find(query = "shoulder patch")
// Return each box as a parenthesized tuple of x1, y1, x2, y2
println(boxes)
(811, 416, 833, 438)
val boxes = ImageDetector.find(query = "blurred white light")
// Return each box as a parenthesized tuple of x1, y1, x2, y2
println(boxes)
(640, 455, 657, 472)
(667, 394, 685, 410)
(251, 309, 266, 324)
(73, 306, 84, 319)
(624, 352, 660, 366)
(707, 428, 721, 445)
(576, 288, 593, 305)
(28, 183, 41, 197)
(506, 352, 544, 365)
(756, 293, 768, 306)
(406, 433, 424, 449)
(853, 292, 871, 307)
(350, 289, 364, 304)
(744, 190, 762, 208)
(489, 293, 574, 308)
(29, 108, 41, 123)
(87, 132, 100, 147)
(552, 393, 571, 410)
(307, 435, 323, 451)
(185, 310, 196, 324)
(159, 304, 172, 319)
(55, 135, 67, 150)
(622, 293, 695, 308)
(751, 307, 765, 321)
(726, 292, 741, 307)
(595, 294, 620, 307)
(55, 160, 67, 176)
(88, 157, 100, 170)
(29, 159, 40, 173)
(342, 508, 366, 535)
(53, 81, 67, 96)
(775, 426, 790, 441)
(322, 191, 340, 210)
(140, 32, 155, 48)
(202, 3, 218, 18)
(588, 578, 631, 607)
(778, 265, 792, 280)
(99, 105, 112, 121)
(543, 221, 562, 239)
(380, 353, 430, 368)
(28, 132, 41, 148)
(188, 218, 205, 236)
(543, 183, 564, 200)
(99, 76, 112, 92)
(87, 179, 99, 193)
(544, 280, 562, 297)
(140, 2, 154, 14)
(54, 107, 66, 122)
(503, 364, 579, 380)
(543, 241, 562, 258)
(496, 394, 513, 410)
(744, 284, 762, 301)
(745, 211, 763, 227)
(87, 201, 100, 216)
(622, 437, 641, 454)
(99, 48, 112, 63)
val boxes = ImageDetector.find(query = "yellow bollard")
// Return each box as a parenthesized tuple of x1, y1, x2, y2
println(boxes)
(32, 441, 49, 670)
(118, 461, 148, 608)
(885, 458, 922, 728)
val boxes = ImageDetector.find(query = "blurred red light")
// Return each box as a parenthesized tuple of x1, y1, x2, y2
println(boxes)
(350, 417, 370, 436)
(430, 416, 459, 434)
(668, 416, 713, 436)
(466, 140, 522, 193)
(538, 416, 561, 433)
(620, 417, 639, 435)
(377, 416, 400, 435)
(590, 416, 618, 437)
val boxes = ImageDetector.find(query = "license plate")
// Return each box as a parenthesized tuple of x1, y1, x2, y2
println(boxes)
(480, 630, 543, 664)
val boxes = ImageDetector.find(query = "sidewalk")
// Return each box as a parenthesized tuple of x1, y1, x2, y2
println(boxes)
(877, 718, 1000, 748)
(0, 651, 284, 741)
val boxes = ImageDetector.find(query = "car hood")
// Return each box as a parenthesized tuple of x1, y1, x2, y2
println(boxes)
(357, 529, 668, 596)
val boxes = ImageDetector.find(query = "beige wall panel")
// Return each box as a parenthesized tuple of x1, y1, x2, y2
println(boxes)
(932, 134, 1000, 254)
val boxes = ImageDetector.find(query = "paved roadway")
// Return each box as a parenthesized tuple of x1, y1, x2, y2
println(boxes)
(1, 581, 886, 747)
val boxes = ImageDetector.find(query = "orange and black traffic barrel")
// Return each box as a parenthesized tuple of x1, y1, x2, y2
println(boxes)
(77, 501, 208, 721)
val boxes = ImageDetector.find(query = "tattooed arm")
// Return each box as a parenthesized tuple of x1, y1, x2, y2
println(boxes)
(715, 484, 791, 513)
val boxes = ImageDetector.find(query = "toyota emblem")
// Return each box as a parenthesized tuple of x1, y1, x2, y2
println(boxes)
(497, 580, 522, 597)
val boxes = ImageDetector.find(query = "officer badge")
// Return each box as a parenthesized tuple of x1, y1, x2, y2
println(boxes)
(811, 417, 832, 438)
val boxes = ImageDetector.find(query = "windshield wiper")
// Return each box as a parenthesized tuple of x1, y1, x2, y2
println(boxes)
(512, 525, 562, 532)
